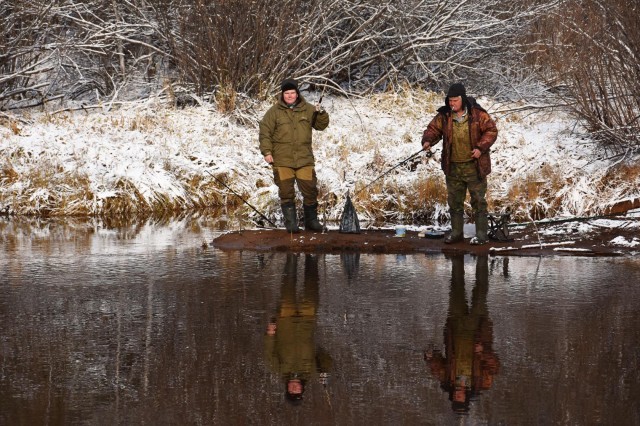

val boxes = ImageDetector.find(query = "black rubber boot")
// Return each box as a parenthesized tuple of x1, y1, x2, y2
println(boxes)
(281, 202, 300, 233)
(303, 203, 324, 232)
(444, 213, 464, 244)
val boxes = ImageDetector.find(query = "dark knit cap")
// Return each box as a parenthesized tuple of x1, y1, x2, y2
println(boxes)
(281, 79, 299, 92)
(446, 83, 466, 98)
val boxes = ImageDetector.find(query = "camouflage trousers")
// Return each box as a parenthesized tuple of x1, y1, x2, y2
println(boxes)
(273, 165, 318, 206)
(446, 162, 488, 216)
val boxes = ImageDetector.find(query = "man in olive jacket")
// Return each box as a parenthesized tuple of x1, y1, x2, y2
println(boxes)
(421, 83, 498, 245)
(259, 79, 330, 233)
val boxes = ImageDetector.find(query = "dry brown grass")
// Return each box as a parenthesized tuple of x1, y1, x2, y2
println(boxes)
(345, 174, 449, 223)
(215, 84, 237, 113)
(4, 167, 95, 216)
(369, 85, 441, 119)
(191, 174, 239, 209)
(0, 116, 24, 135)
(1, 161, 19, 184)
(100, 178, 150, 217)
(602, 162, 640, 185)
(505, 164, 567, 220)
(127, 114, 159, 132)
(407, 175, 448, 222)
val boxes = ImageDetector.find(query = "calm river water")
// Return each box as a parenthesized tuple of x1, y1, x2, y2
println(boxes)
(1, 217, 639, 425)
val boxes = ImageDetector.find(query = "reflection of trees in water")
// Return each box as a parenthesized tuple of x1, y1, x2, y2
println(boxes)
(425, 254, 500, 413)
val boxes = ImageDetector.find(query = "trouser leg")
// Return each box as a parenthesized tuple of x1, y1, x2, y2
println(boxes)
(468, 173, 488, 242)
(274, 167, 299, 232)
(273, 167, 296, 205)
(295, 166, 319, 206)
(445, 166, 467, 243)
(294, 167, 322, 231)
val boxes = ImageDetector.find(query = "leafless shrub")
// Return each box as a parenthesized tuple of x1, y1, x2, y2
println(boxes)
(1, 0, 169, 110)
(522, 0, 640, 154)
(2, 0, 557, 112)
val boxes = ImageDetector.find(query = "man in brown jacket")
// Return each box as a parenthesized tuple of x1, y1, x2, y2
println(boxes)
(259, 79, 329, 233)
(421, 83, 498, 244)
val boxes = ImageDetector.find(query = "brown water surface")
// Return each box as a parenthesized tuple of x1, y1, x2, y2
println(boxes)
(1, 218, 639, 425)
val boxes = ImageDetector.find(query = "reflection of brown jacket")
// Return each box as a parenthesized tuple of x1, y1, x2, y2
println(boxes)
(259, 95, 330, 168)
(426, 255, 499, 398)
(421, 97, 498, 178)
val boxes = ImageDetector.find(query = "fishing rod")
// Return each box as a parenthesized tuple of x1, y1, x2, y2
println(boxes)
(204, 170, 277, 228)
(354, 149, 433, 198)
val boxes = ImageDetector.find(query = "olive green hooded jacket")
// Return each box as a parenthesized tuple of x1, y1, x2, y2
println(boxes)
(259, 94, 330, 168)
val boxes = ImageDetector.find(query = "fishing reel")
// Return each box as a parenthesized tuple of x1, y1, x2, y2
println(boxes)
(408, 149, 434, 172)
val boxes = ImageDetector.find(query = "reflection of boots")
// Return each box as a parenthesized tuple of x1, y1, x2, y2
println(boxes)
(303, 203, 323, 232)
(281, 202, 300, 233)
(470, 214, 488, 245)
(445, 213, 464, 244)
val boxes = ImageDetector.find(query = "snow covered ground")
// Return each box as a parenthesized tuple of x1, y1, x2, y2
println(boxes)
(1, 90, 639, 243)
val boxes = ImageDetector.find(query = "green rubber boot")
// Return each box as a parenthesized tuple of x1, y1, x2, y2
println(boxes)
(445, 213, 464, 244)
(281, 202, 300, 233)
(470, 213, 488, 245)
(303, 203, 324, 232)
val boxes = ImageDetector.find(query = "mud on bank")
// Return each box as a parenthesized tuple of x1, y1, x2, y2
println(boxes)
(211, 218, 640, 257)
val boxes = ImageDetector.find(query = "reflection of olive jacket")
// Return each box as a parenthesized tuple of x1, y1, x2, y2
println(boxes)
(264, 309, 333, 380)
(421, 97, 497, 178)
(264, 255, 332, 380)
(259, 95, 330, 168)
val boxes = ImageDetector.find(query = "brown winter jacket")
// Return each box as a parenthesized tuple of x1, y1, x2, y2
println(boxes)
(421, 97, 498, 178)
(259, 94, 329, 168)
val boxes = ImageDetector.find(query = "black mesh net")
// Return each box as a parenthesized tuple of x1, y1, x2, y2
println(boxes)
(339, 194, 360, 234)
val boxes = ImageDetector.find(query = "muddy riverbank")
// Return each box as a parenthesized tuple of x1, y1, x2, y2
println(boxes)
(211, 217, 640, 256)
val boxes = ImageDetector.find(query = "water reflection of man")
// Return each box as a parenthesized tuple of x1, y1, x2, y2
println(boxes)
(265, 254, 332, 404)
(425, 254, 499, 413)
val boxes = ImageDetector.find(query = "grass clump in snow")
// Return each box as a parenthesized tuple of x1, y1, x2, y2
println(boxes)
(505, 164, 567, 220)
(100, 178, 152, 217)
(368, 85, 441, 119)
(6, 167, 94, 217)
(410, 175, 448, 222)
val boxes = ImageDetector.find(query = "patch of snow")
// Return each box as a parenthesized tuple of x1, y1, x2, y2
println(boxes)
(521, 241, 576, 249)
(609, 236, 640, 248)
(1, 92, 639, 225)
(489, 246, 518, 252)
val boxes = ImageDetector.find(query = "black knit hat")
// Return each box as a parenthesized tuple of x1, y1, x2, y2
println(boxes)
(281, 79, 299, 93)
(446, 83, 466, 98)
